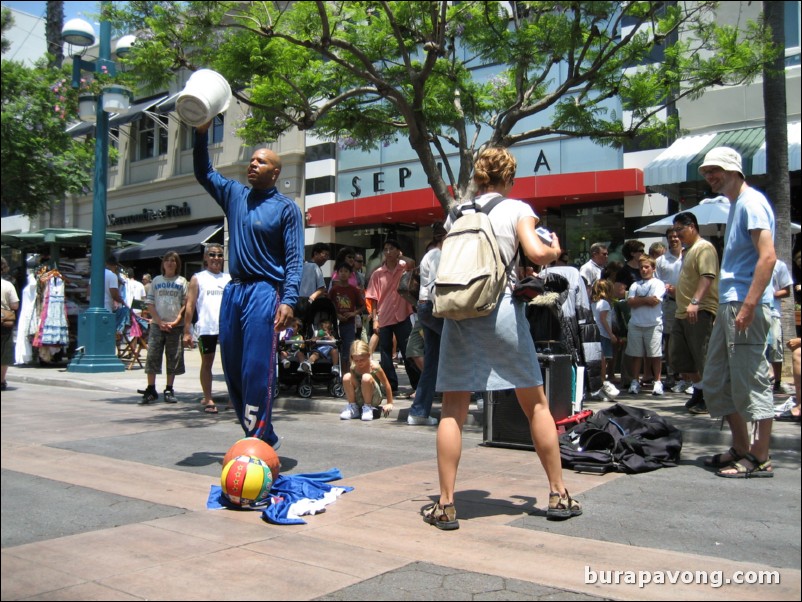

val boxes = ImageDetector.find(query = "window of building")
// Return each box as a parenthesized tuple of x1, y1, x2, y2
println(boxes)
(182, 114, 224, 150)
(133, 115, 168, 161)
(306, 142, 336, 162)
(786, 0, 801, 66)
(305, 175, 335, 195)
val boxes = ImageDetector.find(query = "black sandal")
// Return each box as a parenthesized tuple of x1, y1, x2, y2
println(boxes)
(547, 490, 582, 520)
(716, 453, 773, 479)
(703, 447, 744, 468)
(422, 502, 459, 530)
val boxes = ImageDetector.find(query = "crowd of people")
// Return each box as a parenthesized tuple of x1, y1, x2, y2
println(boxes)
(2, 139, 800, 529)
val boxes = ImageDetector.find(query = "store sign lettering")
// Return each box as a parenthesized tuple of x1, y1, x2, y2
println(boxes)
(348, 151, 551, 199)
(108, 202, 191, 226)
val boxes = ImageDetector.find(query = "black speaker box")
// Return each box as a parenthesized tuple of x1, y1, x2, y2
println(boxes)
(483, 353, 573, 450)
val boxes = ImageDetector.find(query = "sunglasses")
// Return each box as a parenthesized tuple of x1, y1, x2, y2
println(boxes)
(207, 253, 224, 258)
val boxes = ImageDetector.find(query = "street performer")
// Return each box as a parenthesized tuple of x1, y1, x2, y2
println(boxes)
(194, 120, 303, 450)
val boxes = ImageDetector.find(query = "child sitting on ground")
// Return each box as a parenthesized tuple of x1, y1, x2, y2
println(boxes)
(303, 319, 341, 375)
(340, 340, 394, 421)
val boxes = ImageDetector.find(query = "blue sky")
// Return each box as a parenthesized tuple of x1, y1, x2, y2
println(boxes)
(1, 1, 98, 23)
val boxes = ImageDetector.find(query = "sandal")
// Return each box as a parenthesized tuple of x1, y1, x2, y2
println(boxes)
(547, 490, 582, 520)
(204, 404, 218, 414)
(703, 446, 744, 468)
(421, 502, 459, 530)
(716, 453, 773, 479)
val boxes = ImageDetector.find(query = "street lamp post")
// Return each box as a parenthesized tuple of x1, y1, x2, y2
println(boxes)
(65, 2, 125, 373)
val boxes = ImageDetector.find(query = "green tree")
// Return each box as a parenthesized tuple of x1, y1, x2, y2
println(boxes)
(112, 1, 772, 211)
(1, 59, 95, 218)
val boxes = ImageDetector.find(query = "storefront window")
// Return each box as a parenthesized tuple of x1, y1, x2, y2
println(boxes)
(549, 201, 627, 268)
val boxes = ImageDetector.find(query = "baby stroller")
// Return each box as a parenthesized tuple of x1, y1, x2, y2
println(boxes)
(276, 296, 344, 398)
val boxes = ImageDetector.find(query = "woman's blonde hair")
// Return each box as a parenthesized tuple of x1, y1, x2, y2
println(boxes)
(473, 147, 517, 192)
(591, 278, 613, 303)
(349, 340, 371, 371)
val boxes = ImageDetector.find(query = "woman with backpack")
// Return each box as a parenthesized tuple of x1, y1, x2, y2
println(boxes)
(422, 147, 582, 530)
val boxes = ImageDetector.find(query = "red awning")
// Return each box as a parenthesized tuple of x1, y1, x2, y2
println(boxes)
(307, 168, 645, 228)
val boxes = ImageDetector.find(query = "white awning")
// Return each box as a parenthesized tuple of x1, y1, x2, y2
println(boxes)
(644, 132, 717, 186)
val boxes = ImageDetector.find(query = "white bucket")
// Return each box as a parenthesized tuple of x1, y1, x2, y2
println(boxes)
(176, 69, 232, 127)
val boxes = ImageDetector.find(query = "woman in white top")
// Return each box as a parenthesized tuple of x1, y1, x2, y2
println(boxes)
(424, 147, 582, 530)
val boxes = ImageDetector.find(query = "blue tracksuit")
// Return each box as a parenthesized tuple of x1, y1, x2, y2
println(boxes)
(194, 131, 303, 446)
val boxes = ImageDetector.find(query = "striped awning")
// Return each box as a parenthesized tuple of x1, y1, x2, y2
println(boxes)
(644, 122, 801, 187)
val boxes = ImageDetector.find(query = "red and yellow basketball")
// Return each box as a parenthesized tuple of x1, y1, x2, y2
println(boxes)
(223, 437, 280, 481)
(220, 455, 273, 507)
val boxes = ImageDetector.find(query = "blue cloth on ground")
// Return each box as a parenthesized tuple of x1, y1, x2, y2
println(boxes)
(206, 468, 353, 525)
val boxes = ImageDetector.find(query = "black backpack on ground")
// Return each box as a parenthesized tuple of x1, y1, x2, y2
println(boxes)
(559, 403, 682, 474)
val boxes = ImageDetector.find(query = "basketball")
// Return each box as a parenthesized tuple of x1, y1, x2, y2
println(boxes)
(223, 437, 280, 481)
(220, 455, 273, 507)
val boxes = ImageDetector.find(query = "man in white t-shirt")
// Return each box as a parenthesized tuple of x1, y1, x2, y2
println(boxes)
(183, 244, 231, 414)
(767, 259, 793, 394)
(123, 267, 147, 316)
(101, 256, 125, 313)
(579, 243, 608, 295)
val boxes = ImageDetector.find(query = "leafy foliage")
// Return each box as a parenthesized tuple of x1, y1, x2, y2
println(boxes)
(110, 1, 773, 210)
(1, 59, 95, 217)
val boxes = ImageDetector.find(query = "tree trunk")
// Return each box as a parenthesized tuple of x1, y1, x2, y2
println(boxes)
(762, 1, 794, 376)
(45, 1, 64, 69)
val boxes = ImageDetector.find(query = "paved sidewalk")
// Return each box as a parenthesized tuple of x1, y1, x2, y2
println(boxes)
(2, 353, 800, 601)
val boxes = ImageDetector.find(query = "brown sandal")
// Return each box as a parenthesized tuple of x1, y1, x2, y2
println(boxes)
(547, 490, 582, 520)
(422, 502, 459, 530)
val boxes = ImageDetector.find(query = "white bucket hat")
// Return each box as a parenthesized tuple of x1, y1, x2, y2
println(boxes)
(699, 146, 744, 178)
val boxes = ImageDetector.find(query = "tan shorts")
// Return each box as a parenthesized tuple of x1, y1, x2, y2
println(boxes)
(626, 324, 663, 358)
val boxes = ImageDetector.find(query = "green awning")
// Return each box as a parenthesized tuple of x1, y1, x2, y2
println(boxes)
(686, 126, 766, 181)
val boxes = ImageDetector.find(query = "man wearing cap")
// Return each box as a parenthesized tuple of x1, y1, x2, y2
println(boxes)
(698, 147, 777, 478)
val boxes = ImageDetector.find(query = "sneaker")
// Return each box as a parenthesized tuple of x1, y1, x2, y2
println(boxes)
(684, 384, 695, 395)
(602, 381, 620, 399)
(299, 361, 312, 374)
(672, 379, 690, 394)
(685, 387, 704, 409)
(774, 397, 796, 415)
(332, 364, 341, 376)
(591, 388, 610, 401)
(163, 388, 177, 403)
(652, 381, 664, 396)
(361, 404, 374, 421)
(407, 414, 438, 426)
(688, 401, 708, 415)
(340, 403, 359, 420)
(271, 437, 282, 452)
(628, 380, 641, 395)
(139, 389, 158, 404)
